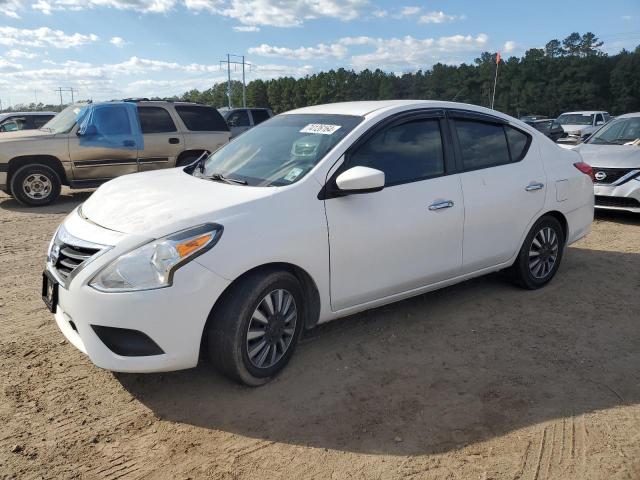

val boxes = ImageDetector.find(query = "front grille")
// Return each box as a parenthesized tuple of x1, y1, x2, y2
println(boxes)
(54, 244, 101, 280)
(592, 167, 638, 185)
(595, 196, 640, 209)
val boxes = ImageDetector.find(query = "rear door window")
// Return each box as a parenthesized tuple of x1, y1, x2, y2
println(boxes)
(175, 105, 229, 132)
(454, 120, 510, 170)
(227, 110, 250, 127)
(33, 115, 54, 128)
(251, 109, 271, 125)
(138, 107, 177, 133)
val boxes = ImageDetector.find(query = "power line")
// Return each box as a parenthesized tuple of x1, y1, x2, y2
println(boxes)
(219, 54, 252, 108)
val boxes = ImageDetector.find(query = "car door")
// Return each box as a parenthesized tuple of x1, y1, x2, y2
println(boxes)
(174, 105, 230, 153)
(227, 110, 252, 138)
(449, 110, 546, 273)
(136, 106, 184, 172)
(68, 103, 139, 181)
(324, 110, 464, 311)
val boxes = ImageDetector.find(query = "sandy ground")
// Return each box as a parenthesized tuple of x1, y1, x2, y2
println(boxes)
(1, 187, 639, 480)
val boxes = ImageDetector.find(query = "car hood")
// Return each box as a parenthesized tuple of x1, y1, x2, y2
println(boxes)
(0, 129, 53, 142)
(81, 168, 277, 237)
(575, 143, 640, 168)
(560, 124, 596, 134)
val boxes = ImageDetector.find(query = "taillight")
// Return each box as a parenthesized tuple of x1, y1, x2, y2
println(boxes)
(574, 162, 595, 182)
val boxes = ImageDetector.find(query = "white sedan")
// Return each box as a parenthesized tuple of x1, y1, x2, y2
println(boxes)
(43, 100, 594, 385)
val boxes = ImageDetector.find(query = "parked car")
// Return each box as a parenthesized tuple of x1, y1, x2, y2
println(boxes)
(42, 100, 594, 385)
(575, 112, 640, 213)
(0, 100, 230, 206)
(555, 111, 610, 145)
(219, 107, 273, 138)
(0, 111, 56, 133)
(519, 115, 547, 123)
(524, 119, 565, 142)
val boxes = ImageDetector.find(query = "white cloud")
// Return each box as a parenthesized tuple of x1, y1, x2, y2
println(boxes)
(5, 48, 38, 59)
(184, 0, 368, 27)
(418, 10, 462, 24)
(503, 40, 517, 53)
(350, 33, 489, 70)
(250, 33, 489, 70)
(372, 9, 387, 18)
(249, 42, 348, 60)
(0, 58, 24, 72)
(233, 25, 260, 32)
(621, 15, 633, 20)
(399, 6, 420, 16)
(110, 36, 126, 47)
(1, 0, 23, 17)
(0, 26, 99, 48)
(31, 0, 176, 14)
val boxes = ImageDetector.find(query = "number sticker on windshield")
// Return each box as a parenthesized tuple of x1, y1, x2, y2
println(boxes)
(300, 124, 341, 135)
(284, 167, 304, 182)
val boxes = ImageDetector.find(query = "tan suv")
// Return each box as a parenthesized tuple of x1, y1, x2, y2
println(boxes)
(0, 100, 230, 206)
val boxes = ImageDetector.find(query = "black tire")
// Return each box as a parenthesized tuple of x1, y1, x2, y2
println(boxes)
(207, 270, 305, 386)
(10, 164, 61, 207)
(510, 215, 565, 289)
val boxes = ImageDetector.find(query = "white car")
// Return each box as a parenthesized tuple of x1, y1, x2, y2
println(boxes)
(555, 110, 610, 145)
(43, 100, 594, 386)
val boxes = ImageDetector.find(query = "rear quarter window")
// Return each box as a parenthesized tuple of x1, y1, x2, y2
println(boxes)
(505, 126, 530, 161)
(175, 106, 229, 132)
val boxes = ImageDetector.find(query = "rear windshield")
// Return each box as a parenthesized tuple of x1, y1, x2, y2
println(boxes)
(175, 105, 229, 132)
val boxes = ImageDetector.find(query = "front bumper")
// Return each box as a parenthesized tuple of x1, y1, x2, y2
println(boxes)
(0, 168, 7, 191)
(594, 180, 640, 213)
(47, 211, 231, 373)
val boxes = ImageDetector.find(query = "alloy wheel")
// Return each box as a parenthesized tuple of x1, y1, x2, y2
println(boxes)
(528, 226, 559, 279)
(246, 289, 297, 369)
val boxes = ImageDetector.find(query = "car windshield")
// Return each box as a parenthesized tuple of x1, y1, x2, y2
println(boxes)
(587, 117, 640, 145)
(198, 113, 363, 187)
(40, 105, 84, 134)
(556, 113, 594, 126)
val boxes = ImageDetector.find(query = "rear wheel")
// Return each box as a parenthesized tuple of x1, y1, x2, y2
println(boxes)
(207, 270, 304, 386)
(510, 215, 565, 289)
(10, 164, 61, 206)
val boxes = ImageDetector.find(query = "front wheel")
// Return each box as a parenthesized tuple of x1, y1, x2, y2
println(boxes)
(10, 164, 61, 206)
(207, 270, 304, 386)
(510, 216, 565, 289)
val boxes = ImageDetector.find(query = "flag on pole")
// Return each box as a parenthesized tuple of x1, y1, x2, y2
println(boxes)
(496, 52, 501, 64)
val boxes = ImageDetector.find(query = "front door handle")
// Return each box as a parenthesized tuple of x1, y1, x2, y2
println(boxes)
(428, 200, 454, 211)
(169, 137, 180, 144)
(525, 182, 545, 192)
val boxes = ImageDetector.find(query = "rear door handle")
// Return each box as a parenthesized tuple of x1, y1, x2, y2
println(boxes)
(428, 200, 454, 211)
(169, 137, 180, 144)
(525, 182, 545, 191)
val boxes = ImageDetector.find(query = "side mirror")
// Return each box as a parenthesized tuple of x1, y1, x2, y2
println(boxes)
(78, 124, 98, 137)
(335, 166, 385, 194)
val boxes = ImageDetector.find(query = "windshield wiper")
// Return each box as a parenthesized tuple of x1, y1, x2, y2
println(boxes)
(206, 173, 248, 185)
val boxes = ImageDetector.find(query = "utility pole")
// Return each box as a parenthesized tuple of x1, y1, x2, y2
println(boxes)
(219, 54, 251, 109)
(55, 87, 79, 107)
(491, 52, 500, 110)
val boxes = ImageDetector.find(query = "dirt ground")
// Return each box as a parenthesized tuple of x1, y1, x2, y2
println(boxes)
(1, 188, 639, 480)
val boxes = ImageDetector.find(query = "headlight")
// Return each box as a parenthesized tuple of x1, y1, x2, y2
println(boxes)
(90, 224, 223, 292)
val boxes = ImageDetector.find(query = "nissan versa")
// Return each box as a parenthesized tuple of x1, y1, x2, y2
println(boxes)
(43, 101, 594, 386)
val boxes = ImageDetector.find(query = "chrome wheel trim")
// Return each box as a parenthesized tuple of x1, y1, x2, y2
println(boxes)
(528, 226, 559, 280)
(22, 173, 52, 200)
(246, 289, 297, 369)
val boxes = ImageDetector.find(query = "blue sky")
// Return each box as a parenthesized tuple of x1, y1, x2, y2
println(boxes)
(0, 0, 639, 106)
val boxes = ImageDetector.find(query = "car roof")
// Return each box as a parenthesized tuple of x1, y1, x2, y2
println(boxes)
(615, 112, 640, 119)
(283, 100, 514, 120)
(0, 111, 56, 117)
(560, 111, 608, 115)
